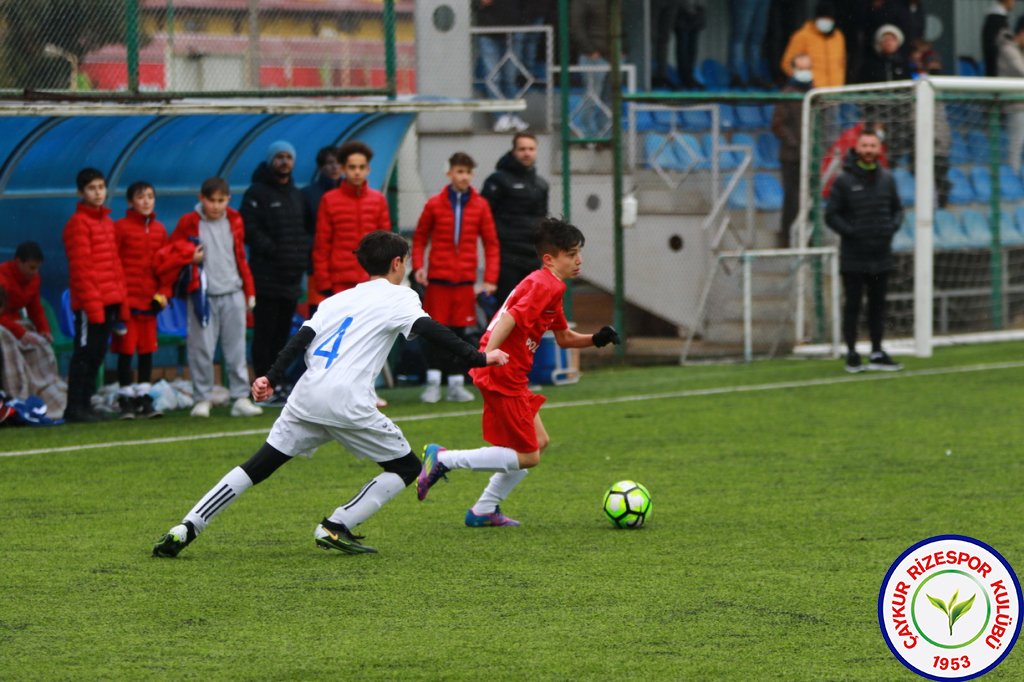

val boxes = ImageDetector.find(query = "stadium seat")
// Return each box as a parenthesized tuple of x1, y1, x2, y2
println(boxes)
(633, 109, 659, 133)
(893, 168, 915, 207)
(761, 104, 775, 127)
(677, 133, 710, 170)
(1000, 164, 1024, 201)
(718, 104, 737, 130)
(960, 209, 992, 248)
(650, 108, 676, 131)
(957, 56, 982, 77)
(967, 130, 990, 164)
(679, 108, 711, 132)
(969, 166, 992, 203)
(755, 133, 781, 170)
(838, 102, 861, 129)
(948, 131, 970, 166)
(699, 58, 730, 91)
(946, 168, 976, 205)
(935, 209, 969, 249)
(753, 173, 784, 211)
(702, 134, 740, 170)
(892, 211, 914, 252)
(727, 175, 751, 209)
(734, 105, 764, 130)
(731, 132, 758, 167)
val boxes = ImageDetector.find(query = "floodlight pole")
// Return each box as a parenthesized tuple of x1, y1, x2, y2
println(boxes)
(610, 0, 625, 356)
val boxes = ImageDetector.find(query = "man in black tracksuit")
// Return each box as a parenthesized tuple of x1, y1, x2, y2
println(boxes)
(482, 132, 549, 304)
(825, 129, 904, 373)
(241, 141, 311, 388)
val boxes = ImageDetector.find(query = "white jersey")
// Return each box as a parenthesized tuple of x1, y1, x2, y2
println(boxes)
(286, 278, 426, 427)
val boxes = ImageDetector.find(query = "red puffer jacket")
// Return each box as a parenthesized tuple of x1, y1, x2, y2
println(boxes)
(169, 208, 255, 298)
(115, 209, 168, 311)
(413, 186, 499, 285)
(0, 259, 50, 339)
(63, 202, 127, 324)
(313, 181, 391, 293)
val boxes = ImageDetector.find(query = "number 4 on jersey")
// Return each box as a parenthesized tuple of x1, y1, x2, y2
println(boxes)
(313, 317, 353, 368)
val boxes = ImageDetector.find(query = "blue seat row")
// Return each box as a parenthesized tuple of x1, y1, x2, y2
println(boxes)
(892, 165, 1024, 206)
(726, 173, 784, 211)
(642, 132, 781, 171)
(634, 104, 776, 133)
(892, 208, 1024, 252)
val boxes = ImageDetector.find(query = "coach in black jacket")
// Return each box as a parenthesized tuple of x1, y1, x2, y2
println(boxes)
(241, 141, 311, 380)
(482, 133, 549, 303)
(825, 129, 904, 374)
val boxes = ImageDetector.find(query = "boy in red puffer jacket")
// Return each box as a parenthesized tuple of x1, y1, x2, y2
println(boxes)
(63, 167, 128, 423)
(412, 152, 499, 404)
(113, 181, 168, 419)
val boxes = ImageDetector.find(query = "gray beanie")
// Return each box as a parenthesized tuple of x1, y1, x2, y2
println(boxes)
(267, 140, 296, 164)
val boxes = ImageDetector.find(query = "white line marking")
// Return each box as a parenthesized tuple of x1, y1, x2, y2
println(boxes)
(4, 360, 1023, 458)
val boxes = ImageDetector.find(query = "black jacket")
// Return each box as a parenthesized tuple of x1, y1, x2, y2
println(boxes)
(859, 50, 910, 84)
(482, 151, 549, 269)
(983, 11, 1010, 77)
(301, 172, 340, 235)
(826, 151, 904, 274)
(240, 163, 311, 299)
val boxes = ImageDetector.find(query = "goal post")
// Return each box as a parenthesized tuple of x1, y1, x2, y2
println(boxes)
(799, 77, 1024, 357)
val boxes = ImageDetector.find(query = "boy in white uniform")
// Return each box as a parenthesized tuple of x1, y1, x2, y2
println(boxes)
(153, 231, 508, 556)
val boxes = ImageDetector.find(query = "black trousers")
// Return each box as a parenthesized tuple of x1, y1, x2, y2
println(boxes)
(841, 271, 888, 354)
(67, 304, 118, 412)
(252, 295, 298, 380)
(779, 160, 800, 247)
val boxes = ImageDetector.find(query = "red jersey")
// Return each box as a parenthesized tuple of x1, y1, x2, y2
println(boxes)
(470, 268, 568, 395)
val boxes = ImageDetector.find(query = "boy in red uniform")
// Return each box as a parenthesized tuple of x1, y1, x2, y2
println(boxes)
(112, 181, 168, 419)
(412, 152, 499, 403)
(0, 241, 52, 345)
(63, 167, 128, 423)
(416, 217, 620, 526)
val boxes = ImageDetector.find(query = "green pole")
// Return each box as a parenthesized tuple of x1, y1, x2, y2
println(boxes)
(558, 0, 573, 320)
(166, 1, 175, 92)
(383, 0, 397, 98)
(989, 104, 1003, 329)
(610, 0, 625, 356)
(126, 0, 140, 94)
(811, 107, 825, 342)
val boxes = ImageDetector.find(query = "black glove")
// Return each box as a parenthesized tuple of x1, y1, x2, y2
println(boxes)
(320, 289, 333, 298)
(592, 325, 621, 348)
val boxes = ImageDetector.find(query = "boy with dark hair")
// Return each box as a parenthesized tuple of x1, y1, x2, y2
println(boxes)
(112, 181, 168, 419)
(413, 151, 500, 403)
(152, 230, 509, 557)
(170, 177, 261, 418)
(62, 168, 128, 422)
(0, 241, 51, 345)
(416, 217, 620, 526)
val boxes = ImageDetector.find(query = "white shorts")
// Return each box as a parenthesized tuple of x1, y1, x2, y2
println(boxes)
(266, 404, 411, 462)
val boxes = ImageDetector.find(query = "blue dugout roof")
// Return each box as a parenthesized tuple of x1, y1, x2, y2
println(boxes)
(0, 111, 414, 307)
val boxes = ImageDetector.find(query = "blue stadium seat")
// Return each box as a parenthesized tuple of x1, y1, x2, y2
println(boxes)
(633, 109, 659, 133)
(967, 130, 990, 164)
(960, 209, 992, 248)
(1000, 164, 1024, 201)
(702, 133, 740, 170)
(650, 108, 675, 131)
(727, 175, 751, 209)
(949, 131, 970, 166)
(946, 168, 975, 205)
(892, 211, 914, 252)
(935, 209, 969, 249)
(969, 166, 992, 203)
(755, 132, 781, 170)
(838, 102, 861, 129)
(699, 58, 730, 91)
(718, 104, 737, 130)
(761, 104, 775, 127)
(679, 108, 711, 131)
(753, 173, 784, 211)
(893, 168, 915, 207)
(957, 56, 982, 77)
(157, 296, 189, 337)
(731, 132, 758, 167)
(735, 105, 764, 130)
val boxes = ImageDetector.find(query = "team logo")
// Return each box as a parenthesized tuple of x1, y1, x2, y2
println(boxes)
(879, 535, 1021, 680)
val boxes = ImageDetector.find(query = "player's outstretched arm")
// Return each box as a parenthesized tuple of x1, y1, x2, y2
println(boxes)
(258, 325, 316, 396)
(553, 325, 620, 349)
(410, 317, 494, 369)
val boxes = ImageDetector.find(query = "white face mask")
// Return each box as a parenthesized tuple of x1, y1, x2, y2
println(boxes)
(874, 129, 886, 143)
(794, 69, 813, 84)
(816, 18, 835, 33)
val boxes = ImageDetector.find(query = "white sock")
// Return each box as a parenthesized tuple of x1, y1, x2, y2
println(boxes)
(447, 375, 465, 388)
(184, 466, 253, 534)
(438, 446, 519, 472)
(472, 470, 528, 515)
(425, 369, 442, 386)
(327, 472, 405, 529)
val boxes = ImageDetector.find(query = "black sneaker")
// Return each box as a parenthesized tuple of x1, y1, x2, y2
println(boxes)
(63, 407, 104, 423)
(314, 518, 377, 554)
(844, 351, 865, 374)
(152, 523, 193, 558)
(117, 395, 136, 420)
(137, 394, 163, 419)
(868, 351, 903, 372)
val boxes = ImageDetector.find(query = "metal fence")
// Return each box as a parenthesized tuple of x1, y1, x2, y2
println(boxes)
(0, 0, 411, 97)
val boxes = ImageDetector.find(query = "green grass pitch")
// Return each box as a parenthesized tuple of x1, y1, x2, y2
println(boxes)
(2, 343, 1023, 680)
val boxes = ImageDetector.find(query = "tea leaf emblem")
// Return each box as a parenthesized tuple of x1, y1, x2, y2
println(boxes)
(927, 589, 976, 636)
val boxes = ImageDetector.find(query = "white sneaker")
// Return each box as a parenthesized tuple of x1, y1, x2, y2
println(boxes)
(446, 384, 475, 403)
(509, 114, 529, 132)
(421, 383, 442, 404)
(230, 397, 263, 417)
(493, 114, 512, 133)
(190, 400, 211, 418)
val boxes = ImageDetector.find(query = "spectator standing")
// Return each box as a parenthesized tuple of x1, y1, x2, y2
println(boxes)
(0, 241, 65, 416)
(771, 54, 814, 247)
(727, 0, 773, 87)
(171, 177, 262, 419)
(859, 25, 912, 165)
(651, 0, 681, 89)
(482, 132, 549, 304)
(674, 0, 708, 89)
(781, 1, 846, 87)
(984, 0, 1016, 77)
(62, 168, 128, 423)
(301, 146, 342, 318)
(520, 0, 552, 81)
(474, 0, 530, 133)
(825, 130, 904, 374)
(851, 0, 912, 82)
(112, 182, 168, 419)
(413, 152, 500, 404)
(241, 141, 311, 398)
(766, 0, 807, 85)
(859, 24, 909, 84)
(998, 18, 1024, 173)
(570, 0, 611, 138)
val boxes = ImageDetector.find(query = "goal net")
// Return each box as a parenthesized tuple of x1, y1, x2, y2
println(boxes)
(800, 77, 1024, 356)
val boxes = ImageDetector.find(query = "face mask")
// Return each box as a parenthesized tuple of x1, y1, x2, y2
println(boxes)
(874, 129, 886, 143)
(793, 69, 813, 84)
(816, 18, 835, 33)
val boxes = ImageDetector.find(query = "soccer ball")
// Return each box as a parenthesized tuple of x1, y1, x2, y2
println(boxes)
(603, 480, 651, 528)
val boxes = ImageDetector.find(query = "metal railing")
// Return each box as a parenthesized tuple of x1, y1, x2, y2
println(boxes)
(470, 25, 554, 130)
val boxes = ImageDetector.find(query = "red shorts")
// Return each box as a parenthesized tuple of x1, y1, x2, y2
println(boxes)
(110, 313, 158, 355)
(479, 385, 547, 453)
(423, 284, 476, 328)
